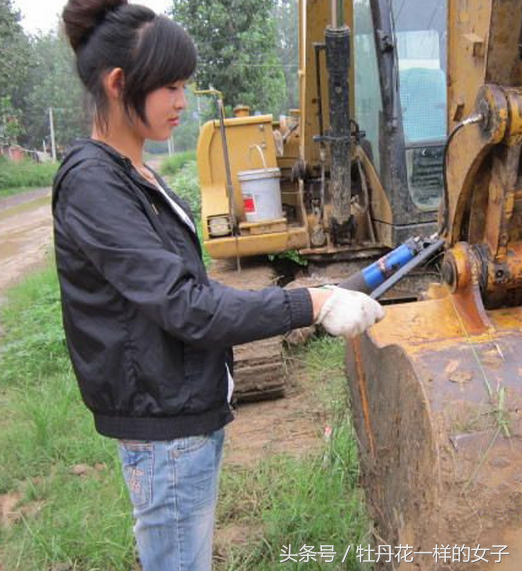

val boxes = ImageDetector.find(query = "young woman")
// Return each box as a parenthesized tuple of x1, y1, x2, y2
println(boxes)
(55, 1, 384, 569)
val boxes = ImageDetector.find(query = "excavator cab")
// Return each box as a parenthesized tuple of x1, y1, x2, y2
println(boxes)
(350, 0, 447, 243)
(390, 0, 447, 211)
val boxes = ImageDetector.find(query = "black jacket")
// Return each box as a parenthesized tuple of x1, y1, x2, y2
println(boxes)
(52, 139, 314, 440)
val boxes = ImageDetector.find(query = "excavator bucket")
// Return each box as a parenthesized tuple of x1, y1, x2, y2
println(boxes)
(345, 285, 522, 570)
(343, 0, 522, 566)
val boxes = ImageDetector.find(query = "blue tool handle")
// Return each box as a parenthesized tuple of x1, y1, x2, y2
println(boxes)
(338, 238, 419, 294)
(369, 238, 444, 300)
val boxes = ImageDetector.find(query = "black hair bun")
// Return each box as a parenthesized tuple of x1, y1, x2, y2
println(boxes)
(63, 0, 128, 51)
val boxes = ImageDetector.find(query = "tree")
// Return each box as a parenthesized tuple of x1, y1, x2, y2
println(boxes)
(0, 0, 31, 144)
(171, 0, 286, 116)
(274, 0, 299, 111)
(19, 30, 89, 152)
(0, 96, 21, 145)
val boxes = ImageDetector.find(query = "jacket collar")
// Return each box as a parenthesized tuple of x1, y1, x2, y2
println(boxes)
(80, 138, 134, 170)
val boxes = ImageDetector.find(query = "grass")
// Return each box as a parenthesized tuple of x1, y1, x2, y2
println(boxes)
(0, 157, 57, 193)
(164, 159, 200, 216)
(159, 150, 197, 176)
(214, 338, 372, 570)
(0, 263, 134, 570)
(0, 263, 370, 569)
(0, 186, 34, 199)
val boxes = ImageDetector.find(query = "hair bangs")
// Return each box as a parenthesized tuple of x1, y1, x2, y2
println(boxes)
(124, 16, 197, 124)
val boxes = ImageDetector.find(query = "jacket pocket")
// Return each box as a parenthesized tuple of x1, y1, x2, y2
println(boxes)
(182, 346, 229, 411)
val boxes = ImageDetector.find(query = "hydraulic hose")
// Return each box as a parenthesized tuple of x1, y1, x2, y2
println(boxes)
(440, 113, 484, 235)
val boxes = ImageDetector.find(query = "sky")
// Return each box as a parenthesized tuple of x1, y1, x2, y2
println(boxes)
(12, 0, 173, 35)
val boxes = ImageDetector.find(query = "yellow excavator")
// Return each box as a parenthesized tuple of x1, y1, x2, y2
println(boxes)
(197, 0, 522, 561)
(345, 0, 522, 567)
(197, 0, 447, 401)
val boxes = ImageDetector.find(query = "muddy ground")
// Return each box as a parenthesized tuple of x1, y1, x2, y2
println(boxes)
(0, 187, 326, 564)
(0, 187, 53, 303)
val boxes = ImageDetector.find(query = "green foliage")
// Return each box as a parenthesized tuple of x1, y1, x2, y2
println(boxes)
(0, 262, 135, 569)
(274, 0, 300, 111)
(171, 0, 287, 115)
(164, 159, 212, 266)
(0, 264, 68, 391)
(0, 95, 22, 145)
(0, 156, 57, 190)
(0, 6, 87, 151)
(215, 337, 371, 570)
(144, 140, 169, 155)
(268, 249, 308, 266)
(160, 160, 210, 267)
(0, 465, 134, 571)
(215, 428, 369, 570)
(18, 31, 88, 151)
(172, 87, 211, 150)
(0, 0, 31, 119)
(164, 159, 201, 219)
(160, 150, 197, 176)
(0, 185, 32, 198)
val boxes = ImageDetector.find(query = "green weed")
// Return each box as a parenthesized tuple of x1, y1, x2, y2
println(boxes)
(0, 262, 136, 569)
(214, 426, 370, 570)
(164, 160, 212, 266)
(268, 249, 308, 267)
(0, 462, 135, 571)
(214, 337, 372, 570)
(164, 160, 200, 219)
(0, 157, 57, 191)
(0, 186, 33, 198)
(0, 263, 68, 388)
(159, 150, 197, 176)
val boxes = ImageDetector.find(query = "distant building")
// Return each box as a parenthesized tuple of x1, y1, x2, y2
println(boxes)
(0, 145, 49, 162)
(0, 145, 26, 162)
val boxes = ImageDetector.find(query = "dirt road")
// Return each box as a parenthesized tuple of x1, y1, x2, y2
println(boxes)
(0, 160, 162, 298)
(0, 188, 53, 302)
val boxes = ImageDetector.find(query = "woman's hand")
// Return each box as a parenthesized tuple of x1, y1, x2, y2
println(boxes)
(308, 286, 385, 338)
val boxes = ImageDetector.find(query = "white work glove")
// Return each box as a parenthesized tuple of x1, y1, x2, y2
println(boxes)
(315, 286, 385, 338)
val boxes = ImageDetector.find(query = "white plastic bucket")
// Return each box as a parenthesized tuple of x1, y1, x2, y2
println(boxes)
(238, 168, 283, 222)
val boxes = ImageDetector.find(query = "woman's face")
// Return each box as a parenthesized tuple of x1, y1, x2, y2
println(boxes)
(139, 80, 188, 141)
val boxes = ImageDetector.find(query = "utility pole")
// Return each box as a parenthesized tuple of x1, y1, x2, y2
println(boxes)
(49, 107, 57, 161)
(196, 95, 202, 127)
(168, 136, 174, 156)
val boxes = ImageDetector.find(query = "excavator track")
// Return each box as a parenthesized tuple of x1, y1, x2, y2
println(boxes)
(208, 258, 286, 402)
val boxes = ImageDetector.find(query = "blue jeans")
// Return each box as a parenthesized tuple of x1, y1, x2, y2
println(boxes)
(118, 428, 225, 571)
